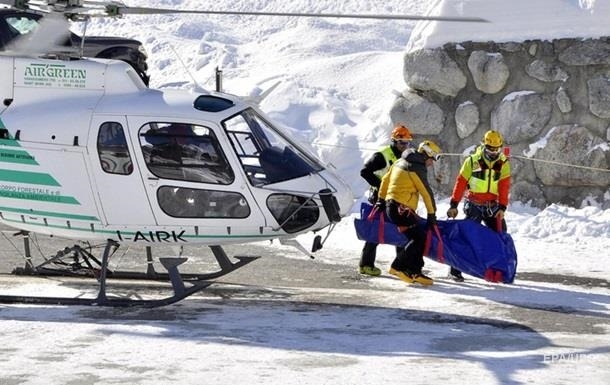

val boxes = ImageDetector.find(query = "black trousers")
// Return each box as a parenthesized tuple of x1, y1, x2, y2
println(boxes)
(360, 242, 406, 267)
(385, 201, 426, 274)
(464, 200, 507, 232)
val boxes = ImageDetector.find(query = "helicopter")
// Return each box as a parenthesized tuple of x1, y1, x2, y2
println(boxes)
(0, 0, 487, 307)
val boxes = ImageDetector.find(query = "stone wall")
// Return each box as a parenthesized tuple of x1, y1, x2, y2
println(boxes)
(390, 37, 610, 208)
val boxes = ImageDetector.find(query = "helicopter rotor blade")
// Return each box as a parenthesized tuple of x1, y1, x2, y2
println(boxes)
(110, 7, 489, 23)
(1, 1, 488, 23)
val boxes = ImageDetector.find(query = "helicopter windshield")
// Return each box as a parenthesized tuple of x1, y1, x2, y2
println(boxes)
(223, 109, 323, 186)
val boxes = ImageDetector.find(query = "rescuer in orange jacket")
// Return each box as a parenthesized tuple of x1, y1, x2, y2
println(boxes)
(446, 130, 511, 281)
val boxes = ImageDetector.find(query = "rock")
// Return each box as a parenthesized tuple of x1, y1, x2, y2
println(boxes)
(555, 87, 572, 113)
(587, 76, 610, 119)
(510, 181, 546, 208)
(389, 90, 445, 135)
(558, 39, 610, 66)
(403, 48, 467, 97)
(525, 60, 569, 82)
(467, 50, 510, 94)
(532, 125, 610, 187)
(455, 101, 479, 138)
(491, 92, 552, 144)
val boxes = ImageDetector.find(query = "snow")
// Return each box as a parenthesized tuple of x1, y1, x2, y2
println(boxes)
(503, 90, 537, 102)
(1, 1, 609, 384)
(406, 0, 610, 52)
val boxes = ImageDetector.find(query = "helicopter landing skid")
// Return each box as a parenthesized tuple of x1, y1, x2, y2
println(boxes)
(12, 242, 258, 282)
(1, 238, 258, 307)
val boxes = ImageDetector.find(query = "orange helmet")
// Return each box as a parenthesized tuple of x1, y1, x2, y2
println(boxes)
(391, 125, 413, 141)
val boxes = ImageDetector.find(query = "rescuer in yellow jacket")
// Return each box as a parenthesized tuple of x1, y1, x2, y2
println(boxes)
(446, 130, 511, 282)
(358, 125, 413, 276)
(377, 140, 442, 286)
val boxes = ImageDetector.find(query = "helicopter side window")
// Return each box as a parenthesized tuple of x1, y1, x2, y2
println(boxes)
(139, 122, 234, 185)
(223, 109, 322, 186)
(157, 186, 250, 218)
(97, 122, 133, 175)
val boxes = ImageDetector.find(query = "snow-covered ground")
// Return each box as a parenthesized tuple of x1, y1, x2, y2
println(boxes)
(0, 1, 609, 384)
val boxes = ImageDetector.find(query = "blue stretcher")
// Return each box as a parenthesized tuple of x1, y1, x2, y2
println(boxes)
(353, 202, 518, 283)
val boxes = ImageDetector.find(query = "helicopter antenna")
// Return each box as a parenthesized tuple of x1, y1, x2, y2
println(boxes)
(79, 16, 89, 57)
(168, 44, 209, 94)
(215, 67, 223, 92)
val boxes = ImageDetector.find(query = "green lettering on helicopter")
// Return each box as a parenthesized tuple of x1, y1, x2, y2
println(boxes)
(24, 64, 86, 80)
(0, 149, 38, 165)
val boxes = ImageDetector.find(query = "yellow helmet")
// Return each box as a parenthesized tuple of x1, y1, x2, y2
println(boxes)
(391, 125, 413, 141)
(483, 130, 503, 148)
(417, 140, 442, 161)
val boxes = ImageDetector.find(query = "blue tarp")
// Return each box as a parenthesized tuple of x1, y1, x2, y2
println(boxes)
(354, 203, 518, 283)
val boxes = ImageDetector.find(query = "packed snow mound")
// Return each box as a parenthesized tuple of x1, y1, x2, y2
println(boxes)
(407, 0, 610, 52)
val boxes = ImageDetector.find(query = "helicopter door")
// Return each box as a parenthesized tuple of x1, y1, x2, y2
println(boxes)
(89, 116, 156, 225)
(223, 109, 326, 234)
(132, 120, 267, 227)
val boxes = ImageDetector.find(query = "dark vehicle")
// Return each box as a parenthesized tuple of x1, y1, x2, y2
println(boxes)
(0, 8, 149, 85)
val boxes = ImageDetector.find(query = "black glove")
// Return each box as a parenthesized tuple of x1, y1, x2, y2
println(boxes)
(367, 188, 379, 204)
(427, 213, 437, 228)
(374, 199, 386, 211)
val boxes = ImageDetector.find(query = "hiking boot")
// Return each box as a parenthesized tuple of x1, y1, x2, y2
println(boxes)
(412, 272, 434, 286)
(388, 267, 415, 284)
(359, 265, 381, 276)
(389, 267, 434, 285)
(449, 268, 465, 282)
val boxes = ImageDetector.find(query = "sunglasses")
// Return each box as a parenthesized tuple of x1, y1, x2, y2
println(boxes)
(395, 140, 412, 145)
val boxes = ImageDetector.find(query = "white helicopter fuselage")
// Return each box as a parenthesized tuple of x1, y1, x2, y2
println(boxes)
(0, 56, 354, 245)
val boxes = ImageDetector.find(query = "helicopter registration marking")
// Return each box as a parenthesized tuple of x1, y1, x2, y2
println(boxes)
(116, 230, 186, 243)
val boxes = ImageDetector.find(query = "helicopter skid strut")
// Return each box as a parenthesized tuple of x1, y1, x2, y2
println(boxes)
(0, 237, 259, 307)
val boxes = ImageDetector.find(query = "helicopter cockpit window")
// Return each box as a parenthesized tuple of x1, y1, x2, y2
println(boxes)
(97, 122, 133, 175)
(139, 122, 234, 185)
(223, 109, 323, 186)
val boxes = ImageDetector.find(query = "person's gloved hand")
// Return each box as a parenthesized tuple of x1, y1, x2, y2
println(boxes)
(374, 199, 386, 211)
(447, 207, 458, 218)
(495, 204, 507, 219)
(427, 213, 437, 228)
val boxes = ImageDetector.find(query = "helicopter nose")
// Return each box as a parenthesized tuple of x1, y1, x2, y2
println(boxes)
(320, 170, 356, 218)
(334, 182, 356, 217)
